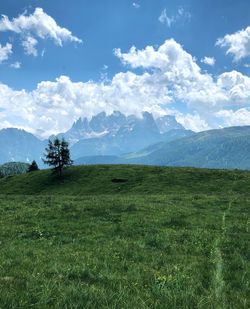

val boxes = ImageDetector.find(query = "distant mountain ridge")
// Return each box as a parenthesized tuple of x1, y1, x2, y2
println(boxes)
(75, 126, 250, 170)
(0, 111, 188, 164)
(128, 126, 250, 169)
(70, 112, 162, 158)
(56, 111, 184, 146)
(51, 111, 189, 158)
(0, 128, 46, 165)
(2, 123, 250, 170)
(3, 113, 250, 170)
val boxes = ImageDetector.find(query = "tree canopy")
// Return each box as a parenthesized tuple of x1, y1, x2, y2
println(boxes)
(43, 138, 73, 176)
(28, 160, 39, 172)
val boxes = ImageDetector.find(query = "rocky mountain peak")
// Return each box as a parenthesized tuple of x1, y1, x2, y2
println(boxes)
(156, 115, 184, 133)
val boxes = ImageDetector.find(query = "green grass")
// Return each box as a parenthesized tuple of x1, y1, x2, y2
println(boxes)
(0, 165, 249, 308)
(2, 164, 250, 195)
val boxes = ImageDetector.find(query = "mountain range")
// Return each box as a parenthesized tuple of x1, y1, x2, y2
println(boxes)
(0, 111, 189, 164)
(0, 128, 46, 165)
(126, 126, 250, 169)
(1, 111, 250, 170)
(57, 111, 184, 146)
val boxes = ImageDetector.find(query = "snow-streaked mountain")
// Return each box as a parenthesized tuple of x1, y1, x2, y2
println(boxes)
(156, 115, 184, 133)
(0, 111, 188, 164)
(57, 111, 184, 146)
(57, 111, 128, 145)
(70, 112, 163, 158)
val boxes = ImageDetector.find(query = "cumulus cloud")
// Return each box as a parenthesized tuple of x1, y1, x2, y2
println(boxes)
(0, 7, 82, 58)
(22, 36, 38, 56)
(158, 7, 191, 27)
(217, 70, 250, 103)
(114, 38, 197, 71)
(1, 38, 250, 136)
(176, 113, 210, 132)
(0, 43, 12, 63)
(216, 108, 250, 127)
(10, 61, 21, 69)
(216, 26, 250, 61)
(201, 56, 215, 66)
(114, 39, 227, 108)
(0, 73, 171, 138)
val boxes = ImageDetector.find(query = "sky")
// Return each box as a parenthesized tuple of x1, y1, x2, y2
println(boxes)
(0, 0, 250, 138)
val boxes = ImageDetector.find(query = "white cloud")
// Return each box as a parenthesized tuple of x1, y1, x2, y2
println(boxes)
(0, 43, 12, 63)
(114, 39, 227, 108)
(216, 108, 250, 127)
(114, 39, 250, 125)
(0, 7, 82, 58)
(10, 61, 21, 69)
(158, 7, 191, 27)
(158, 9, 175, 27)
(0, 73, 171, 138)
(114, 38, 196, 71)
(132, 2, 140, 9)
(22, 36, 38, 56)
(216, 26, 250, 61)
(176, 113, 210, 132)
(217, 70, 250, 103)
(201, 56, 215, 66)
(1, 39, 250, 136)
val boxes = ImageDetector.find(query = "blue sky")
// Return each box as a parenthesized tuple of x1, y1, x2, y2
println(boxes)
(0, 0, 250, 137)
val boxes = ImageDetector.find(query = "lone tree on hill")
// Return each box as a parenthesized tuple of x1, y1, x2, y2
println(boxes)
(43, 138, 73, 177)
(28, 160, 39, 172)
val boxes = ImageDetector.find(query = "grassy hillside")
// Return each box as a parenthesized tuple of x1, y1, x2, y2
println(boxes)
(0, 165, 249, 308)
(1, 164, 250, 195)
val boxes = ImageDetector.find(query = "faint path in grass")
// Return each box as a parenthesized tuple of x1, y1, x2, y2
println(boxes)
(213, 237, 225, 306)
(212, 200, 232, 306)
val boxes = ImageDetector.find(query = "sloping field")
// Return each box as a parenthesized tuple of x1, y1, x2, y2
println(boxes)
(0, 165, 249, 308)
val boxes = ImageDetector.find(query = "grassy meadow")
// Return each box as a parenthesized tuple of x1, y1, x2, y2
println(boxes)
(0, 165, 249, 308)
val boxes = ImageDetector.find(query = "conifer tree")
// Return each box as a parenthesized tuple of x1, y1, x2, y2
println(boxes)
(28, 160, 39, 172)
(43, 138, 73, 176)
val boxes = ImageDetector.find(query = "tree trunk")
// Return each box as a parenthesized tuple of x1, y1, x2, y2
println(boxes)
(59, 165, 62, 177)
